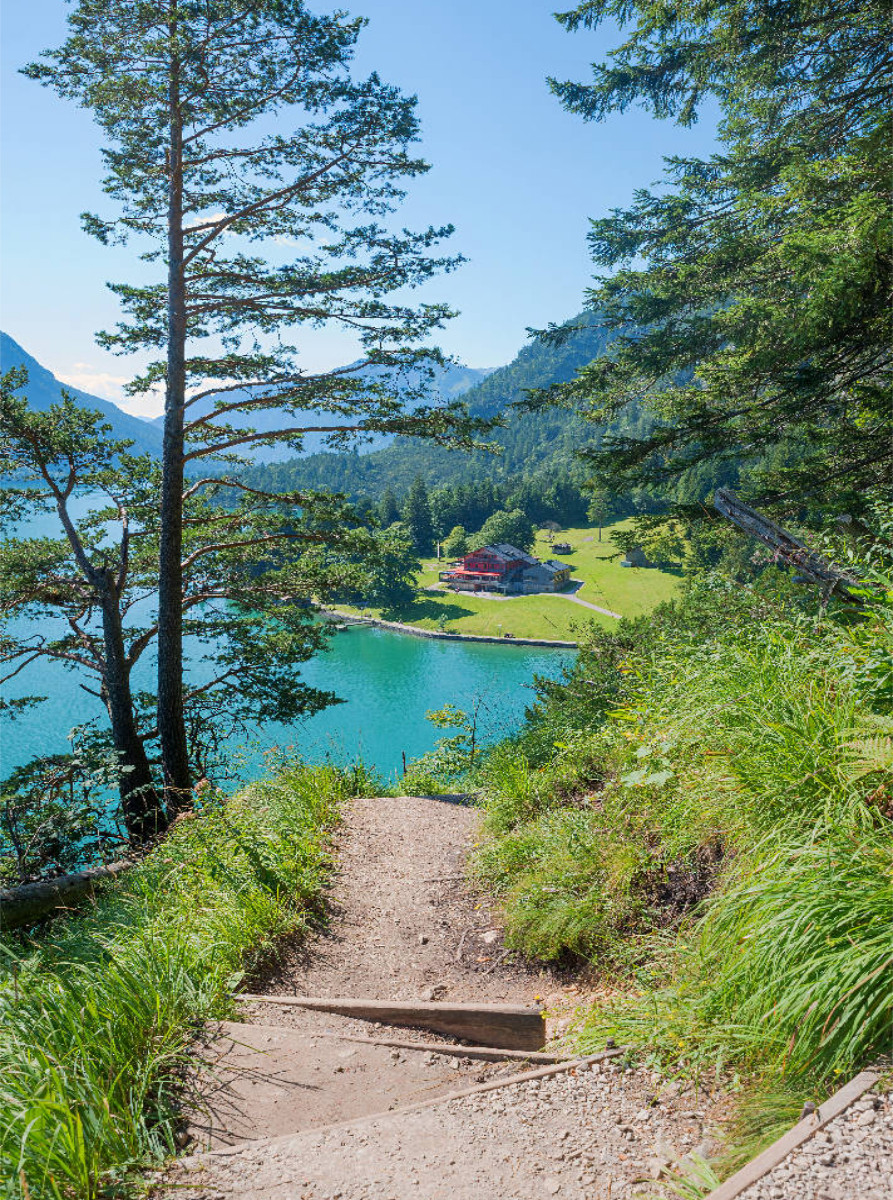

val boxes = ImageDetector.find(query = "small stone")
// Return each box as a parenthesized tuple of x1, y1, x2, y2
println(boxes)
(418, 934, 429, 944)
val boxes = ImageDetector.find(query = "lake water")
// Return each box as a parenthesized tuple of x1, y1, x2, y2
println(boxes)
(1, 621, 572, 786)
(1, 494, 573, 787)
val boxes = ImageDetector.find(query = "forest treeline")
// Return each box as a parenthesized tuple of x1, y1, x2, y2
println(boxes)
(243, 311, 740, 520)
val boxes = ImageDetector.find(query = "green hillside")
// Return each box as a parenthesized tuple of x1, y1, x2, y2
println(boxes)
(244, 313, 653, 499)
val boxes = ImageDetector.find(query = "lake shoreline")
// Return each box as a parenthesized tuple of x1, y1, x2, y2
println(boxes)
(321, 607, 578, 649)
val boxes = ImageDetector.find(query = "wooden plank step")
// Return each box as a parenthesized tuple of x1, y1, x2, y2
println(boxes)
(235, 994, 546, 1051)
(194, 1046, 626, 1160)
(227, 1020, 570, 1063)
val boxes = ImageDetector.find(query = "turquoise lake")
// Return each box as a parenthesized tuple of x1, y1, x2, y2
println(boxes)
(1, 622, 572, 786)
(1, 495, 573, 786)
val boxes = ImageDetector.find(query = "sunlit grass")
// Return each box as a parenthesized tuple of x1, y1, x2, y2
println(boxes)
(471, 574, 893, 1097)
(0, 761, 370, 1200)
(345, 519, 680, 639)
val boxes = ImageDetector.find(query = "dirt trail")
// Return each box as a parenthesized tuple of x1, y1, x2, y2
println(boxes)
(163, 796, 725, 1198)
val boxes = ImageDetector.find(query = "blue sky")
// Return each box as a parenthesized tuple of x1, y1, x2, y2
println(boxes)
(1, 1, 718, 416)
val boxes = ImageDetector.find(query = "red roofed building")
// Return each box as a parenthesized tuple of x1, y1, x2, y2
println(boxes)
(440, 544, 570, 594)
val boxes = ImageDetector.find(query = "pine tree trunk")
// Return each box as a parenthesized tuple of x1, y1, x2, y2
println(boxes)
(157, 43, 192, 813)
(100, 584, 167, 842)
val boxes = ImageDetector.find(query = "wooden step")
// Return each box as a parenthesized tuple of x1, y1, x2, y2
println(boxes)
(228, 1020, 570, 1063)
(236, 994, 546, 1051)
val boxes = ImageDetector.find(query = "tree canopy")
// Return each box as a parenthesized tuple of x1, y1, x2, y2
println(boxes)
(402, 476, 435, 555)
(1, 369, 399, 839)
(477, 508, 535, 554)
(26, 0, 491, 806)
(540, 0, 892, 514)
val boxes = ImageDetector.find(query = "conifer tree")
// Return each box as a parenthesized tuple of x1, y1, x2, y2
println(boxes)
(402, 476, 435, 555)
(542, 0, 892, 513)
(26, 1, 489, 808)
(378, 487, 401, 529)
(1, 370, 394, 840)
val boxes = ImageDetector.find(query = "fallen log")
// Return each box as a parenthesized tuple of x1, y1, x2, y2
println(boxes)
(714, 489, 864, 602)
(0, 860, 131, 931)
(235, 994, 546, 1050)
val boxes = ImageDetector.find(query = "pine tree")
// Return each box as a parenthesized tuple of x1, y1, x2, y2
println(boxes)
(1, 370, 399, 840)
(402, 476, 435, 555)
(545, 0, 892, 513)
(378, 488, 401, 529)
(27, 1, 490, 808)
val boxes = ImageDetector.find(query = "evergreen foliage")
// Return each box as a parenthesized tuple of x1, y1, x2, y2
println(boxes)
(542, 0, 892, 511)
(26, 0, 491, 808)
(0, 372, 397, 847)
(401, 476, 436, 555)
(242, 312, 642, 497)
(378, 487, 401, 529)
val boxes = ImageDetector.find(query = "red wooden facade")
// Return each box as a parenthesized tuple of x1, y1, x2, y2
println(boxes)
(440, 544, 538, 592)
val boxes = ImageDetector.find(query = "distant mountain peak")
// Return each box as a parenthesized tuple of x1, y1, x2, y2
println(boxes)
(0, 333, 163, 457)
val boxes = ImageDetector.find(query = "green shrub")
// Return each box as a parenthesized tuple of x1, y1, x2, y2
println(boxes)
(0, 760, 366, 1200)
(579, 827, 892, 1083)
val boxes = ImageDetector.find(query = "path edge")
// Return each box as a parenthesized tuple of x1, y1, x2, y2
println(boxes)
(703, 1069, 881, 1200)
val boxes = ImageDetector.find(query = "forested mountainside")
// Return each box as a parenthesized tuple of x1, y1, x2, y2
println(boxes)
(148, 360, 495, 462)
(0, 333, 162, 458)
(241, 313, 640, 497)
(0, 333, 491, 467)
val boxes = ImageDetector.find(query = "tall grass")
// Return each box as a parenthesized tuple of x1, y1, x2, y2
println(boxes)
(0, 760, 369, 1200)
(472, 571, 892, 1091)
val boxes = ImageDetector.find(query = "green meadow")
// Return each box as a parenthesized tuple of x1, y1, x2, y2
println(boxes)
(346, 520, 681, 641)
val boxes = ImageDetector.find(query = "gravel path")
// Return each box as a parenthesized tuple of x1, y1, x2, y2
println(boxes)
(159, 795, 726, 1196)
(735, 1091, 892, 1200)
(168, 1056, 718, 1199)
(559, 592, 622, 619)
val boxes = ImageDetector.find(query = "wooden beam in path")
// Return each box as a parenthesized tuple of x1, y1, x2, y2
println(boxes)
(704, 1069, 881, 1200)
(236, 994, 546, 1051)
(191, 1046, 626, 1161)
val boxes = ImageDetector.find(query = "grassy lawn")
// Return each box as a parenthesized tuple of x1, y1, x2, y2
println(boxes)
(343, 520, 680, 640)
(340, 588, 608, 640)
(533, 521, 680, 617)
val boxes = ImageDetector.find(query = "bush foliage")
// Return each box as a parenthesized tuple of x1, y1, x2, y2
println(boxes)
(472, 566, 892, 1089)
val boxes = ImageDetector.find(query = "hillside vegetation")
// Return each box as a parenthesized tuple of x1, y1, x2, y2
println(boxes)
(244, 315, 669, 500)
(467, 544, 892, 1158)
(0, 761, 375, 1199)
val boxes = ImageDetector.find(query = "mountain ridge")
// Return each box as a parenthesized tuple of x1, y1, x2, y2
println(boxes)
(0, 332, 163, 458)
(1, 332, 494, 465)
